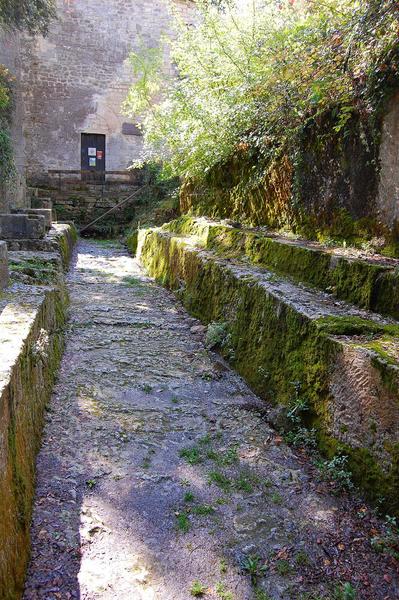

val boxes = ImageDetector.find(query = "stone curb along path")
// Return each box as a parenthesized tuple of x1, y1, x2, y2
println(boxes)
(24, 240, 398, 600)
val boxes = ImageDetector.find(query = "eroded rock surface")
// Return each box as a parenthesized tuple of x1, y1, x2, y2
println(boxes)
(23, 240, 399, 600)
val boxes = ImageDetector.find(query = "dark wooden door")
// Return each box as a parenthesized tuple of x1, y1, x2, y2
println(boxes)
(81, 133, 106, 182)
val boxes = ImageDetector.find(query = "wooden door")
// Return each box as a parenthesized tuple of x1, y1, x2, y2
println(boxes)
(81, 133, 106, 182)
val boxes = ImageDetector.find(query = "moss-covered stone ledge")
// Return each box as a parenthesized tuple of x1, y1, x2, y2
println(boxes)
(137, 226, 399, 514)
(0, 223, 77, 599)
(162, 216, 399, 320)
(6, 223, 78, 270)
(0, 285, 67, 599)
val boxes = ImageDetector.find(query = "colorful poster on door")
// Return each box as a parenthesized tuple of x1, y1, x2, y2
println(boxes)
(89, 157, 96, 167)
(88, 147, 96, 156)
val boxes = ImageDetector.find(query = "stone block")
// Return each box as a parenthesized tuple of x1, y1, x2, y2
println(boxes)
(11, 208, 53, 229)
(0, 213, 46, 240)
(0, 241, 9, 289)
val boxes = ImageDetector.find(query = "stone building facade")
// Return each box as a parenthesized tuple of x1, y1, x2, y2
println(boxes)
(3, 0, 194, 191)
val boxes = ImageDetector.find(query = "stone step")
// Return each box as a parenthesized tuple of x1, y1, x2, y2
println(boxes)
(11, 208, 53, 229)
(164, 216, 399, 320)
(137, 226, 399, 512)
(0, 213, 46, 240)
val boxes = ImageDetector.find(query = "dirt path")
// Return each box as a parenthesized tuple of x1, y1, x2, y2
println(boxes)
(23, 240, 398, 600)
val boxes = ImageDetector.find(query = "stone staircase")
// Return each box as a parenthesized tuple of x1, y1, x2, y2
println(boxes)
(136, 216, 399, 514)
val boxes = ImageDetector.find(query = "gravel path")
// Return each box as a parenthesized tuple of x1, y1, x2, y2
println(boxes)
(23, 240, 399, 600)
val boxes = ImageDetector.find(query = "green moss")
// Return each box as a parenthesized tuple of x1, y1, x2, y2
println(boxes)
(126, 229, 138, 255)
(163, 216, 399, 319)
(138, 225, 399, 515)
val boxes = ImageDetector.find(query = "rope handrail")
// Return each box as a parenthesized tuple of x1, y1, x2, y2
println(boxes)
(79, 184, 148, 234)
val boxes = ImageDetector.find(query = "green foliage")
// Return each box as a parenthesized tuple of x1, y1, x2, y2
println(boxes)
(0, 0, 56, 35)
(205, 321, 230, 350)
(240, 554, 267, 585)
(190, 580, 207, 596)
(125, 0, 399, 184)
(316, 455, 354, 492)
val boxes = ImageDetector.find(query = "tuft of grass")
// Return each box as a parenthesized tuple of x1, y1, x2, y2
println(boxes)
(254, 589, 272, 600)
(208, 470, 231, 492)
(192, 504, 216, 516)
(180, 446, 203, 465)
(142, 383, 153, 393)
(271, 492, 283, 505)
(219, 558, 228, 574)
(176, 511, 190, 533)
(215, 582, 233, 600)
(190, 580, 207, 597)
(86, 479, 97, 489)
(241, 554, 267, 585)
(122, 275, 143, 286)
(295, 550, 310, 566)
(333, 582, 356, 600)
(184, 491, 195, 503)
(275, 559, 292, 576)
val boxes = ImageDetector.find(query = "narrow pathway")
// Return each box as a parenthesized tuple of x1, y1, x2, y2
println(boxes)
(24, 240, 398, 600)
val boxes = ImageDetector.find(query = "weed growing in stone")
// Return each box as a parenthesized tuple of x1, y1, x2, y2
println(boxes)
(316, 455, 354, 493)
(208, 471, 231, 492)
(190, 580, 207, 596)
(192, 504, 215, 516)
(176, 511, 190, 533)
(142, 383, 153, 393)
(271, 492, 283, 505)
(241, 554, 267, 585)
(219, 558, 228, 574)
(370, 514, 399, 559)
(253, 589, 272, 600)
(215, 582, 233, 600)
(86, 479, 97, 489)
(295, 550, 310, 566)
(333, 582, 356, 600)
(184, 491, 195, 503)
(275, 559, 292, 576)
(180, 446, 203, 465)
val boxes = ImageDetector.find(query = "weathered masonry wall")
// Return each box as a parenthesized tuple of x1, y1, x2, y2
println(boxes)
(0, 224, 76, 599)
(137, 220, 399, 514)
(18, 0, 194, 183)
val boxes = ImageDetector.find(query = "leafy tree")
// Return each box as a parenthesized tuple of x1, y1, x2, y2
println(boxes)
(124, 0, 399, 182)
(0, 0, 56, 35)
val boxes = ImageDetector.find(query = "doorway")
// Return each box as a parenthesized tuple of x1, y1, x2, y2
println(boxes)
(81, 133, 106, 182)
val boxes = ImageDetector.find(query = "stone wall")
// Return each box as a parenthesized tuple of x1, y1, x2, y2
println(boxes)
(0, 224, 76, 599)
(18, 0, 194, 183)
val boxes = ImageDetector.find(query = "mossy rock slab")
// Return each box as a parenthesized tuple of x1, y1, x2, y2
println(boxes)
(162, 216, 399, 320)
(138, 225, 399, 513)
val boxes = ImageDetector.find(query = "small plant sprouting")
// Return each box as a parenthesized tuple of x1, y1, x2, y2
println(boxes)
(240, 554, 267, 585)
(176, 511, 190, 533)
(208, 471, 231, 492)
(215, 582, 233, 600)
(192, 504, 215, 516)
(219, 558, 228, 574)
(370, 514, 399, 559)
(86, 479, 97, 489)
(142, 383, 153, 393)
(184, 491, 195, 503)
(179, 446, 203, 465)
(190, 580, 207, 597)
(333, 582, 356, 600)
(316, 454, 354, 493)
(271, 492, 283, 505)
